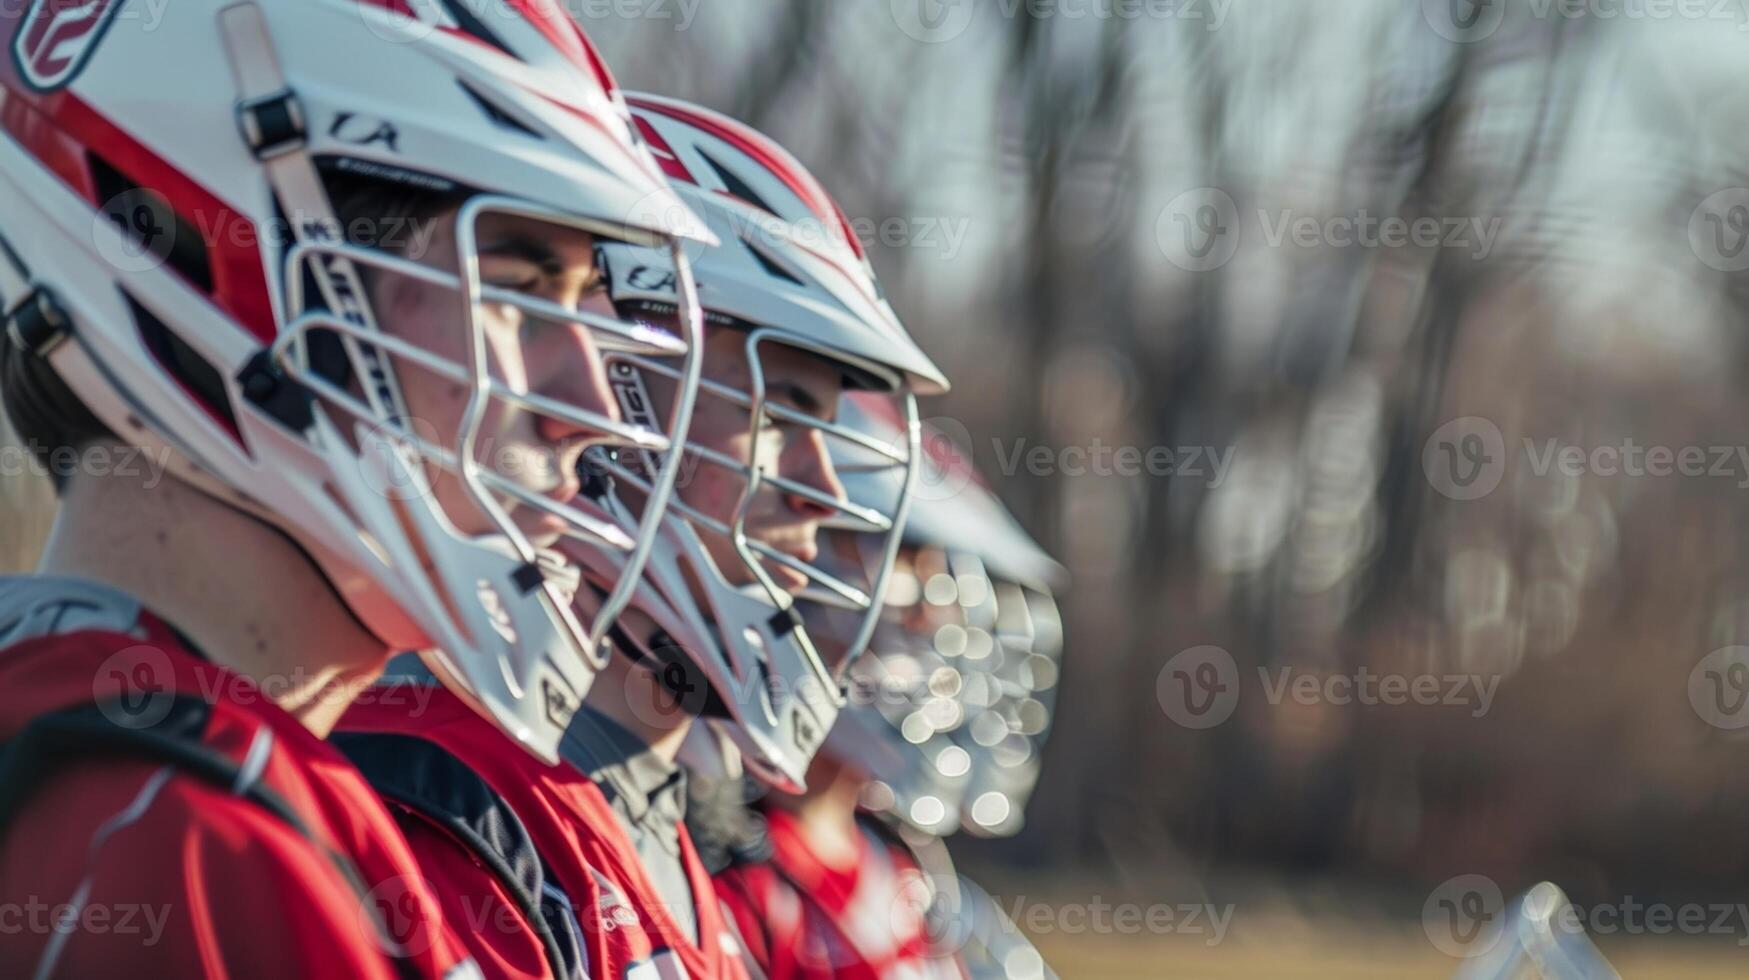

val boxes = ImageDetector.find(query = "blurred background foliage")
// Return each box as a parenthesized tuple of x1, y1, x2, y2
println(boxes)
(7, 0, 1749, 972)
(579, 0, 1749, 923)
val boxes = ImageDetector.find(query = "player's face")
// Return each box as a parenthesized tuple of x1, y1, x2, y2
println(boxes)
(679, 329, 848, 594)
(371, 208, 619, 545)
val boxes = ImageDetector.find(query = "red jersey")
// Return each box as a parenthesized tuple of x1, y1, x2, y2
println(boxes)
(0, 605, 477, 979)
(340, 684, 750, 980)
(713, 809, 965, 980)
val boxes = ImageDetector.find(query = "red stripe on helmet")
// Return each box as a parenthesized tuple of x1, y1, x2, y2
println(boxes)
(626, 96, 862, 257)
(355, 0, 417, 16)
(530, 85, 664, 189)
(0, 94, 92, 198)
(504, 0, 618, 95)
(565, 15, 621, 99)
(633, 115, 694, 185)
(0, 84, 276, 345)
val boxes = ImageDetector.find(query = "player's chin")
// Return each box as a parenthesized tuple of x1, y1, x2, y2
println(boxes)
(509, 505, 568, 548)
(765, 561, 812, 596)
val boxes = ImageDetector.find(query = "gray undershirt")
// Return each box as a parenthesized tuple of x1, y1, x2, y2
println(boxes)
(0, 576, 148, 646)
(559, 706, 699, 944)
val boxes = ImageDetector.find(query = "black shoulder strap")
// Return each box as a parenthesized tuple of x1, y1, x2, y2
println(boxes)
(0, 696, 421, 980)
(334, 731, 585, 980)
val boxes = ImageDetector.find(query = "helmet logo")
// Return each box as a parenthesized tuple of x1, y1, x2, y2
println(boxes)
(12, 0, 127, 93)
(330, 112, 401, 154)
(624, 265, 677, 293)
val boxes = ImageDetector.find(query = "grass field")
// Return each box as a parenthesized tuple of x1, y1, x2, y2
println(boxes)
(1028, 924, 1749, 978)
(966, 879, 1749, 979)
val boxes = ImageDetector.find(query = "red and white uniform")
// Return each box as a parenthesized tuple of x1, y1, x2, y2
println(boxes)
(713, 810, 965, 980)
(341, 685, 749, 980)
(0, 586, 476, 979)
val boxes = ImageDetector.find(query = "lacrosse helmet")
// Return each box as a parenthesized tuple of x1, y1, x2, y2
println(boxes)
(820, 412, 1067, 836)
(565, 94, 947, 793)
(0, 0, 713, 762)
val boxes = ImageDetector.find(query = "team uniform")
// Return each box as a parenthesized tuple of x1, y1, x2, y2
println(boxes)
(713, 809, 964, 980)
(339, 683, 749, 980)
(0, 0, 716, 975)
(0, 579, 476, 979)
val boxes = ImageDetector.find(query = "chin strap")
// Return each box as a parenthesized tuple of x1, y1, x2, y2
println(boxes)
(0, 224, 73, 363)
(216, 1, 411, 428)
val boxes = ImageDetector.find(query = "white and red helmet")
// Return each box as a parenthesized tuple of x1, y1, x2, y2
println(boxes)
(568, 95, 948, 793)
(823, 414, 1067, 837)
(0, 0, 714, 762)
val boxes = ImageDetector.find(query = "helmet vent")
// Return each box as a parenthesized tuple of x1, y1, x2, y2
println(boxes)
(699, 150, 778, 217)
(434, 0, 514, 56)
(742, 239, 804, 287)
(457, 81, 543, 140)
(126, 291, 239, 439)
(91, 155, 214, 295)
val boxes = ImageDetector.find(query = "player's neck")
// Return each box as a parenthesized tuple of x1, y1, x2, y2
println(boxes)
(782, 756, 865, 866)
(38, 457, 388, 736)
(582, 654, 693, 763)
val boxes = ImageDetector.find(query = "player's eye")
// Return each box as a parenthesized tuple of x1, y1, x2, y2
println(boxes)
(480, 255, 547, 293)
(576, 267, 608, 303)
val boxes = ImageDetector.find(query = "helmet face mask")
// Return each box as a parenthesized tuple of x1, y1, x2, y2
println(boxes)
(0, 0, 714, 762)
(574, 328, 925, 793)
(276, 194, 708, 754)
(559, 93, 949, 793)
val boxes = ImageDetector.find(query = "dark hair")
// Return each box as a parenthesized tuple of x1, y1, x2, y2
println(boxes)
(0, 173, 463, 495)
(0, 315, 112, 493)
